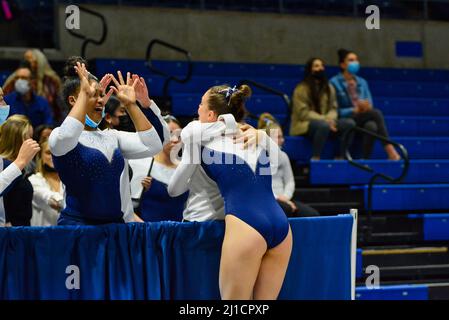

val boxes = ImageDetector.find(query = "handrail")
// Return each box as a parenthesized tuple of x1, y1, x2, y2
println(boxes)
(145, 39, 193, 99)
(66, 6, 108, 58)
(237, 79, 291, 130)
(343, 126, 410, 242)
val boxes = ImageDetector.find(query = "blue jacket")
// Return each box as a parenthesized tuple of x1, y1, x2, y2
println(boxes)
(4, 91, 54, 128)
(329, 73, 373, 118)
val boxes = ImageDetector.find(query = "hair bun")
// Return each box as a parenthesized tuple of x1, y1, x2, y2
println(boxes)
(257, 112, 278, 130)
(63, 56, 88, 79)
(237, 84, 252, 100)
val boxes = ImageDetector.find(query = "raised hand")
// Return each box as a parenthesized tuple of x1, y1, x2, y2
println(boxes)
(74, 62, 96, 98)
(14, 139, 40, 170)
(110, 71, 139, 108)
(99, 73, 114, 104)
(132, 74, 152, 108)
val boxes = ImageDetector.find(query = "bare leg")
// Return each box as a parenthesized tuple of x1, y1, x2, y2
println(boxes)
(253, 227, 293, 300)
(219, 215, 267, 300)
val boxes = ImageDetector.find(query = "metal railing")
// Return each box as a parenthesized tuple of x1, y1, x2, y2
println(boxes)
(237, 79, 291, 130)
(343, 126, 410, 241)
(145, 39, 193, 101)
(66, 6, 108, 58)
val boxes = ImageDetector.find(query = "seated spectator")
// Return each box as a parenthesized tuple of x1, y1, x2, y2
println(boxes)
(100, 95, 135, 132)
(33, 124, 54, 143)
(3, 49, 62, 122)
(0, 115, 38, 226)
(28, 138, 64, 226)
(290, 58, 355, 160)
(330, 49, 400, 160)
(129, 115, 188, 222)
(4, 61, 54, 128)
(259, 113, 319, 217)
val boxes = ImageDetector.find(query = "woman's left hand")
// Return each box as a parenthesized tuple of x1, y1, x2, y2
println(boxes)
(111, 71, 139, 108)
(234, 123, 264, 149)
(132, 74, 152, 108)
(99, 73, 114, 104)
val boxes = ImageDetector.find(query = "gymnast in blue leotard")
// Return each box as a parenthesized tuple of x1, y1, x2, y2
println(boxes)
(49, 61, 169, 225)
(168, 84, 293, 300)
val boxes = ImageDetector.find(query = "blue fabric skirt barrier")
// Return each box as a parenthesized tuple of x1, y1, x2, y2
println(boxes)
(0, 216, 353, 300)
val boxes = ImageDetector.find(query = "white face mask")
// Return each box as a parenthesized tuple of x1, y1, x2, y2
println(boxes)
(0, 105, 10, 125)
(14, 79, 30, 95)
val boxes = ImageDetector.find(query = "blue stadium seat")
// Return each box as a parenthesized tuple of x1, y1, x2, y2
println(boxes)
(386, 116, 449, 136)
(284, 136, 449, 161)
(408, 214, 449, 241)
(374, 98, 449, 116)
(356, 284, 428, 300)
(354, 184, 449, 211)
(370, 82, 449, 98)
(310, 160, 449, 185)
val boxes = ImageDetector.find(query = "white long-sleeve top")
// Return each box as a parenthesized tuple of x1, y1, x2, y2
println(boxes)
(0, 160, 22, 225)
(28, 173, 65, 226)
(271, 150, 295, 200)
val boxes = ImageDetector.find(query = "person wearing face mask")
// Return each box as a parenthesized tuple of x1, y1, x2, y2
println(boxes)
(129, 115, 188, 222)
(3, 61, 54, 128)
(330, 49, 400, 160)
(2, 49, 62, 122)
(290, 58, 355, 160)
(100, 95, 136, 132)
(49, 58, 169, 226)
(28, 138, 64, 226)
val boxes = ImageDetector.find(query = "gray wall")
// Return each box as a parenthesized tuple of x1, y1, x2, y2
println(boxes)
(53, 5, 449, 69)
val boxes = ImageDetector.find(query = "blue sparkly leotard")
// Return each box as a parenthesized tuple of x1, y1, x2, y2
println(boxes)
(168, 116, 289, 249)
(49, 102, 169, 225)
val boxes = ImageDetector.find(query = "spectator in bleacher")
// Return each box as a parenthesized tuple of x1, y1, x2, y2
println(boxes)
(259, 113, 319, 217)
(3, 61, 54, 128)
(129, 114, 188, 222)
(0, 115, 38, 226)
(100, 95, 136, 132)
(290, 58, 355, 160)
(28, 138, 64, 226)
(330, 49, 400, 160)
(3, 49, 62, 122)
(33, 124, 54, 144)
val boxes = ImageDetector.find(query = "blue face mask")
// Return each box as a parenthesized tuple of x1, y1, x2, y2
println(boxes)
(347, 61, 360, 75)
(85, 108, 106, 129)
(0, 105, 10, 125)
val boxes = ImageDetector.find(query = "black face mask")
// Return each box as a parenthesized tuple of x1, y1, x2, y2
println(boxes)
(44, 164, 57, 173)
(115, 115, 136, 132)
(312, 70, 327, 81)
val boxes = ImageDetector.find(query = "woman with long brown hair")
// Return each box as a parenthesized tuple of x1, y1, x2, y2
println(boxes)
(290, 58, 355, 160)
